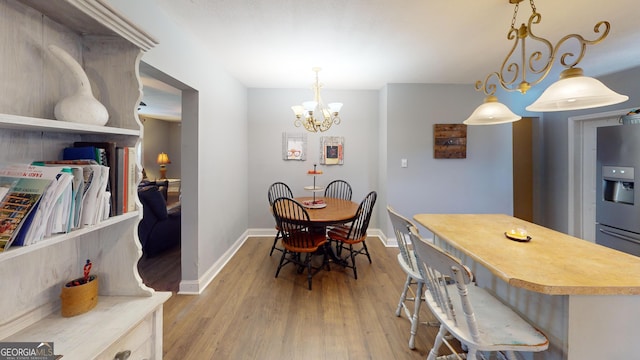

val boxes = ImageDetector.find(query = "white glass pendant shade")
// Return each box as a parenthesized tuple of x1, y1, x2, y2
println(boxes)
(291, 105, 304, 117)
(302, 101, 318, 111)
(463, 95, 522, 125)
(328, 102, 343, 113)
(526, 68, 629, 112)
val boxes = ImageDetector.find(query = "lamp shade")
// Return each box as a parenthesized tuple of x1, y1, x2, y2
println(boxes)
(463, 96, 522, 125)
(526, 68, 629, 112)
(291, 105, 304, 117)
(328, 102, 343, 113)
(156, 152, 171, 165)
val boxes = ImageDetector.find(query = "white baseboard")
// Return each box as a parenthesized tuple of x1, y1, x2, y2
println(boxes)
(180, 228, 391, 294)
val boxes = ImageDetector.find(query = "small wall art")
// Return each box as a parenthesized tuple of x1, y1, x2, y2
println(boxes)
(282, 132, 307, 160)
(320, 136, 344, 165)
(433, 124, 467, 159)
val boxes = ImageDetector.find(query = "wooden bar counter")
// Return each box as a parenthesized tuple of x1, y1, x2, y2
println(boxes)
(414, 214, 640, 360)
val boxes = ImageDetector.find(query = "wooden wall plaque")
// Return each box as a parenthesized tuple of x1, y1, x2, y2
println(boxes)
(434, 124, 467, 159)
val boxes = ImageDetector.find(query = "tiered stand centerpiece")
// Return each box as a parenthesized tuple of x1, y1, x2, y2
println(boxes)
(303, 165, 326, 208)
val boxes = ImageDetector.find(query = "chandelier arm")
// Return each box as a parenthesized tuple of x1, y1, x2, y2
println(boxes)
(518, 11, 554, 91)
(476, 75, 497, 96)
(554, 21, 610, 69)
(495, 26, 522, 91)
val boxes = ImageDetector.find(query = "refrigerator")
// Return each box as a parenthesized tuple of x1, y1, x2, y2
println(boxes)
(596, 124, 640, 256)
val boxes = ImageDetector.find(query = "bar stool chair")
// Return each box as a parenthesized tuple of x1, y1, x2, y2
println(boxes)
(409, 228, 549, 360)
(387, 205, 426, 350)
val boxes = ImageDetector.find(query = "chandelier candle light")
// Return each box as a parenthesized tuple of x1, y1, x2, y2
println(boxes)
(464, 0, 628, 125)
(291, 67, 343, 133)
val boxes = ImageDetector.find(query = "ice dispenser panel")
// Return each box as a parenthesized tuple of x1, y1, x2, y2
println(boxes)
(602, 166, 635, 205)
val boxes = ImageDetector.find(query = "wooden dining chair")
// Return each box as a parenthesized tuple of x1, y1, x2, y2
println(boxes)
(324, 179, 352, 200)
(409, 228, 549, 360)
(267, 182, 293, 256)
(387, 205, 426, 350)
(272, 197, 329, 290)
(327, 191, 377, 279)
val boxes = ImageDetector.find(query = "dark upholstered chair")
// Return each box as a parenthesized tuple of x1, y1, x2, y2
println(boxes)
(138, 185, 181, 257)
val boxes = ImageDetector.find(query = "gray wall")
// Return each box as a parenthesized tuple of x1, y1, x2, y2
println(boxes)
(110, 0, 249, 285)
(385, 84, 514, 235)
(248, 88, 379, 230)
(141, 118, 181, 180)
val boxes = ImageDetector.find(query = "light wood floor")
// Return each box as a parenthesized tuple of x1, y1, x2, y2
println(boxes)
(140, 236, 459, 359)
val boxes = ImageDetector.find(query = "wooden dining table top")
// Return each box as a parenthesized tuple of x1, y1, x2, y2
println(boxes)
(293, 197, 359, 225)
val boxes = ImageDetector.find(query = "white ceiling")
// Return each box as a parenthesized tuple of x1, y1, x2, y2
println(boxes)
(138, 0, 640, 119)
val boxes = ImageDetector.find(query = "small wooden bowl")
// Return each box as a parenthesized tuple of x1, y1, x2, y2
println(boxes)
(60, 275, 98, 317)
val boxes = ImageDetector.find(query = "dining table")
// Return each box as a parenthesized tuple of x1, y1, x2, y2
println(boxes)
(293, 196, 359, 225)
(413, 213, 640, 360)
(290, 196, 360, 263)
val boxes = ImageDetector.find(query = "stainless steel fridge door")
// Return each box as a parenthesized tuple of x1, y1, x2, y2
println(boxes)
(596, 124, 640, 234)
(596, 224, 640, 256)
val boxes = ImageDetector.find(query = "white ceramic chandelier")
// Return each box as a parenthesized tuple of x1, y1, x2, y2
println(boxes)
(291, 67, 343, 133)
(464, 0, 628, 125)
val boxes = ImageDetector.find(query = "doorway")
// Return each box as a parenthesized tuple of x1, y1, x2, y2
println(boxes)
(568, 108, 630, 241)
(137, 61, 199, 293)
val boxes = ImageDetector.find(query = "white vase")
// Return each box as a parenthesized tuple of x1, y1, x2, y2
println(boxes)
(49, 44, 109, 126)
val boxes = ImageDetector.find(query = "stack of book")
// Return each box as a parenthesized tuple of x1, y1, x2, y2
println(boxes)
(0, 143, 138, 253)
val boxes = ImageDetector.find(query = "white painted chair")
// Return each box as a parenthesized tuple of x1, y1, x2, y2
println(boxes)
(409, 228, 549, 360)
(387, 206, 426, 350)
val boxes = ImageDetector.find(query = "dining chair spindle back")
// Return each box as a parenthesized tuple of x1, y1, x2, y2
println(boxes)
(267, 182, 293, 256)
(387, 205, 427, 350)
(272, 197, 329, 290)
(327, 191, 377, 279)
(324, 179, 353, 200)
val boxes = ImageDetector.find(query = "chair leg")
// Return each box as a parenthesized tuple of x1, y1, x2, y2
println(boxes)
(396, 274, 412, 317)
(350, 244, 358, 279)
(505, 350, 517, 359)
(408, 280, 424, 350)
(427, 325, 447, 360)
(305, 253, 313, 290)
(362, 240, 372, 263)
(269, 230, 281, 256)
(275, 249, 288, 278)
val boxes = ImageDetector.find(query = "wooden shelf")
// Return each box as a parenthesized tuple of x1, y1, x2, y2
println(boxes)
(0, 113, 140, 136)
(0, 212, 138, 261)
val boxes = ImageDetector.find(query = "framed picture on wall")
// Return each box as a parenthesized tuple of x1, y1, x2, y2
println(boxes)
(320, 136, 344, 165)
(433, 124, 467, 159)
(282, 132, 307, 160)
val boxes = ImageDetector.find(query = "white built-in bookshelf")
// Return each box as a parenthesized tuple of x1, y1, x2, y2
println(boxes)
(0, 1, 170, 359)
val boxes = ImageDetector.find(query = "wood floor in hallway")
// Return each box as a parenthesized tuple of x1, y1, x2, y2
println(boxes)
(152, 236, 458, 359)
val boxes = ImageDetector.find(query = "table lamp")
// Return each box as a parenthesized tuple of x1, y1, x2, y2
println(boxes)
(157, 152, 171, 179)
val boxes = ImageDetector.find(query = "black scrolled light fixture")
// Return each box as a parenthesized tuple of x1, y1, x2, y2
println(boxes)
(291, 67, 343, 133)
(464, 0, 628, 125)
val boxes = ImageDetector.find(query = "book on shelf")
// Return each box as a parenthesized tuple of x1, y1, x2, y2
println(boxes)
(0, 164, 62, 251)
(116, 147, 125, 215)
(20, 166, 75, 245)
(71, 142, 117, 217)
(125, 147, 137, 213)
(79, 164, 110, 226)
